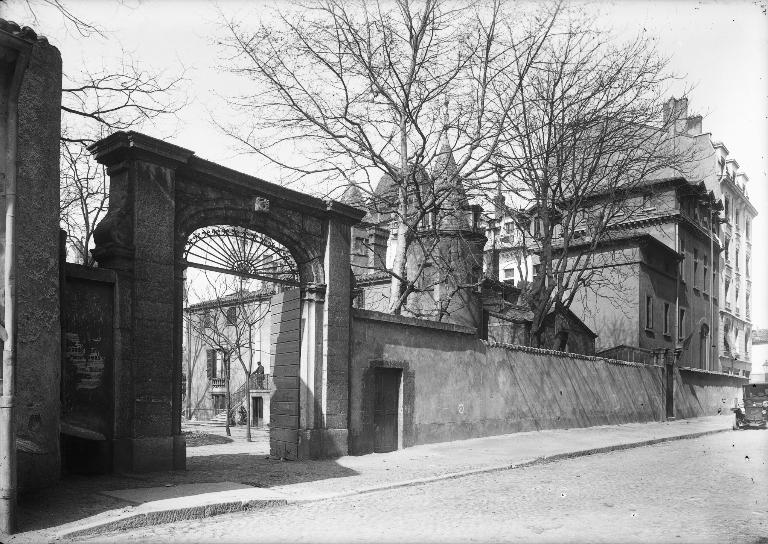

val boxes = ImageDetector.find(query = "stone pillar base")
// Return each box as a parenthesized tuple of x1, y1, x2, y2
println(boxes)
(298, 429, 348, 460)
(112, 435, 186, 473)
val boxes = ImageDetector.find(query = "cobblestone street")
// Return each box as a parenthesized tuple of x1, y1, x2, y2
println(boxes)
(75, 429, 767, 544)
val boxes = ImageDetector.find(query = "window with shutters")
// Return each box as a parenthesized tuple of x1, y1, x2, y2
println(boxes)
(206, 349, 218, 379)
(226, 306, 237, 325)
(645, 296, 653, 330)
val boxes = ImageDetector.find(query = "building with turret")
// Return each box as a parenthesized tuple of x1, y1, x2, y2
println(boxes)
(344, 144, 486, 329)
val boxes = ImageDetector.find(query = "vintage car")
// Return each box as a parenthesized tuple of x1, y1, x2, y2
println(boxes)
(733, 382, 768, 429)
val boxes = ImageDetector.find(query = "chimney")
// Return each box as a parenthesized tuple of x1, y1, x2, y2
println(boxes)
(685, 115, 702, 136)
(736, 172, 749, 192)
(663, 97, 689, 131)
(367, 225, 388, 270)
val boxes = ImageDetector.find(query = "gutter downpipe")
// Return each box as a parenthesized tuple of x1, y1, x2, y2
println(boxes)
(709, 206, 715, 372)
(0, 38, 31, 535)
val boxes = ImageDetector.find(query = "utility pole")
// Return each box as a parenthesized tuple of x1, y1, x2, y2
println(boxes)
(0, 31, 31, 535)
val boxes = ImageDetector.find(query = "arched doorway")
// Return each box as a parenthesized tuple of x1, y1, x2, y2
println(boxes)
(699, 323, 709, 370)
(88, 131, 363, 471)
(182, 226, 299, 453)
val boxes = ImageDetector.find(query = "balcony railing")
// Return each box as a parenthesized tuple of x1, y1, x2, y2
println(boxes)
(249, 373, 272, 391)
(210, 377, 225, 389)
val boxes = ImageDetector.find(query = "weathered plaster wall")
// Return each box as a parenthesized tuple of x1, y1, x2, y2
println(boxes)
(570, 258, 640, 351)
(674, 368, 744, 417)
(12, 32, 62, 490)
(350, 309, 743, 455)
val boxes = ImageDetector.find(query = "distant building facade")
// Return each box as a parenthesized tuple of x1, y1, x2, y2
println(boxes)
(184, 290, 274, 424)
(661, 97, 757, 376)
(485, 97, 756, 374)
(751, 329, 768, 383)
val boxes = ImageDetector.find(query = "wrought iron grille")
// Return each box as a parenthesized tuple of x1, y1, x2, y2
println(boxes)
(184, 226, 299, 286)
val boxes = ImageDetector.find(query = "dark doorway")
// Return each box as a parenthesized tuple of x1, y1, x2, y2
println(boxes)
(252, 396, 263, 426)
(665, 362, 675, 419)
(212, 394, 226, 413)
(374, 368, 401, 453)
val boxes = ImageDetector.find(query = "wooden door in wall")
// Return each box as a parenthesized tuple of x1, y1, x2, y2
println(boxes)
(269, 288, 301, 459)
(374, 368, 401, 453)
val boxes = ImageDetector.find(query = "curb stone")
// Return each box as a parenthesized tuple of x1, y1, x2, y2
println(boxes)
(59, 426, 731, 540)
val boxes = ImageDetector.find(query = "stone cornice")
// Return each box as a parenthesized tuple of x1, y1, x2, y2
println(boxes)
(88, 131, 366, 224)
(88, 131, 195, 170)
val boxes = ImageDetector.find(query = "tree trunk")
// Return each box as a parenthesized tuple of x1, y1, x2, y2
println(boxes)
(245, 371, 252, 442)
(224, 354, 231, 437)
(388, 110, 409, 315)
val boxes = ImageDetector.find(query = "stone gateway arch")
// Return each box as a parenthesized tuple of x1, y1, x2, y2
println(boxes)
(89, 131, 364, 472)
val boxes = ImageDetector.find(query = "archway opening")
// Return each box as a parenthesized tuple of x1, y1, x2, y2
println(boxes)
(181, 225, 300, 458)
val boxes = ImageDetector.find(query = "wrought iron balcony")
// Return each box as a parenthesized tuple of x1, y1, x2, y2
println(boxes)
(249, 373, 272, 391)
(210, 377, 225, 391)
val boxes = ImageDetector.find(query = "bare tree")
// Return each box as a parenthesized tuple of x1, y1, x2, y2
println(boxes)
(231, 289, 271, 442)
(187, 273, 272, 438)
(58, 57, 185, 263)
(489, 20, 696, 345)
(217, 0, 560, 315)
(7, 0, 186, 263)
(182, 310, 205, 420)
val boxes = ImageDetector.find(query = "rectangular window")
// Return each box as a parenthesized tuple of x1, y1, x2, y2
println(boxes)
(226, 306, 237, 325)
(663, 303, 670, 335)
(678, 309, 686, 340)
(504, 222, 513, 234)
(206, 349, 217, 379)
(503, 268, 515, 280)
(645, 296, 653, 329)
(693, 248, 699, 288)
(679, 238, 686, 281)
(703, 256, 708, 292)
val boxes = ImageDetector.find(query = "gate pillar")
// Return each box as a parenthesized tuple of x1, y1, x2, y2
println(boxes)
(89, 133, 193, 472)
(310, 210, 352, 458)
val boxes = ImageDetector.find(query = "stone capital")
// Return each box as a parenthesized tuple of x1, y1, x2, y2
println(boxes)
(302, 282, 326, 303)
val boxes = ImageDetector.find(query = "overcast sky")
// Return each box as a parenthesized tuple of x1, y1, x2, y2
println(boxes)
(5, 0, 768, 343)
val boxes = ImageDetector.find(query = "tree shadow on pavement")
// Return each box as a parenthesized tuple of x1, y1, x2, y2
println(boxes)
(16, 449, 358, 534)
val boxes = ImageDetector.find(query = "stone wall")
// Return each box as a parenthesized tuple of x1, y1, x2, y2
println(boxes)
(349, 309, 745, 455)
(1, 25, 62, 490)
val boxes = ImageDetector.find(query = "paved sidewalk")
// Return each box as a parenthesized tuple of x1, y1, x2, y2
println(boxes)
(7, 415, 734, 542)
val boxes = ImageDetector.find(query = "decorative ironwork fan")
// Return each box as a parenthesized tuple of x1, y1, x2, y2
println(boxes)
(184, 226, 299, 286)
